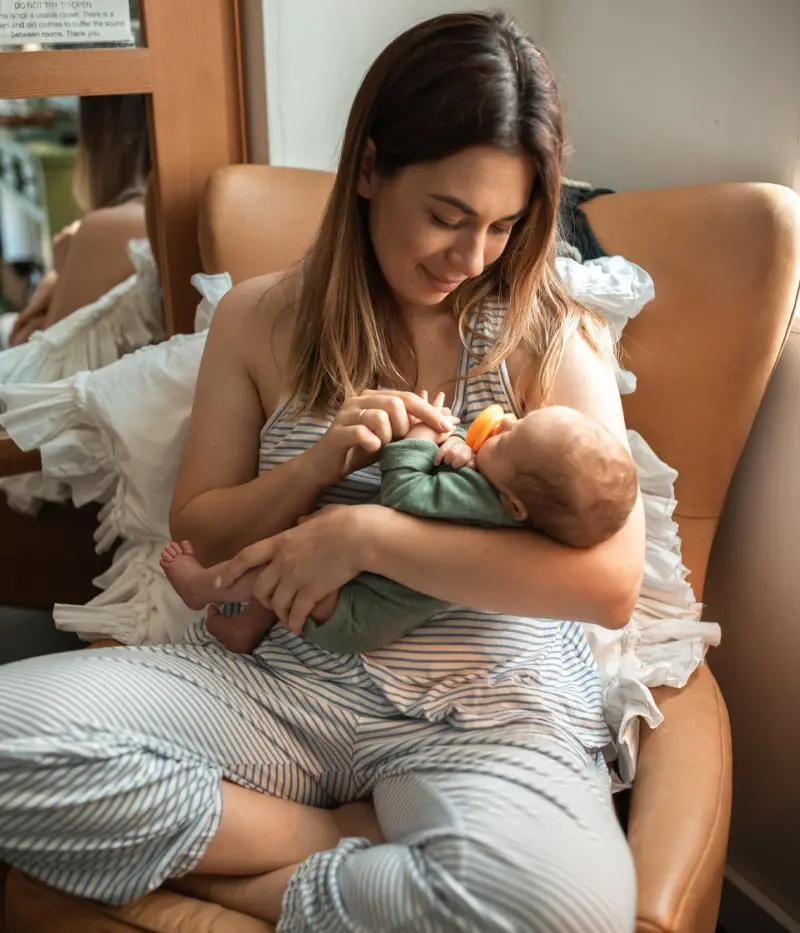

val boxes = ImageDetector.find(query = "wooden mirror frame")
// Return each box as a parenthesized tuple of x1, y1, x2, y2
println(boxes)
(0, 0, 246, 473)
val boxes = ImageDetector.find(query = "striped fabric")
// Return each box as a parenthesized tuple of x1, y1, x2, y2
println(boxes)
(0, 302, 635, 931)
(280, 742, 634, 933)
(256, 305, 609, 756)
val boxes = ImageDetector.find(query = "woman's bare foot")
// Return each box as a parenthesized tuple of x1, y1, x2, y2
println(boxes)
(160, 540, 211, 610)
(333, 800, 384, 845)
(168, 801, 383, 923)
(169, 867, 298, 923)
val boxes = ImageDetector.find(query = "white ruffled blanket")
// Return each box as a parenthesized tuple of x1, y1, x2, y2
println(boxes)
(0, 239, 163, 514)
(0, 259, 720, 785)
(557, 257, 721, 782)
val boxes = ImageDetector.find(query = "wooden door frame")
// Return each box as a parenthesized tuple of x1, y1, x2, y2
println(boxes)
(141, 0, 247, 335)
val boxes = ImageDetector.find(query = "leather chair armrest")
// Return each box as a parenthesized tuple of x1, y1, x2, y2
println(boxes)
(0, 432, 40, 477)
(629, 664, 732, 933)
(5, 870, 274, 933)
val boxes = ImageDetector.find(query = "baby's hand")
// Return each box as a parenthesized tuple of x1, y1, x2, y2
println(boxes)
(406, 421, 454, 444)
(435, 435, 475, 470)
(405, 390, 457, 444)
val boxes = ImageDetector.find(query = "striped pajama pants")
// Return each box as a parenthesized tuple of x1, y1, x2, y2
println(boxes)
(0, 629, 635, 932)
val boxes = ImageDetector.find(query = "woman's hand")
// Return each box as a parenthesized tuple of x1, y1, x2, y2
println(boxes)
(304, 389, 457, 486)
(215, 504, 382, 632)
(9, 270, 58, 347)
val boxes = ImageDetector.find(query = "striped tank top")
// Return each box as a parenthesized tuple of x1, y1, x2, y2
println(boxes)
(257, 303, 609, 753)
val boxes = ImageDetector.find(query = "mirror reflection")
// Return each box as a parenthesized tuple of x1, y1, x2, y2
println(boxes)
(0, 93, 150, 348)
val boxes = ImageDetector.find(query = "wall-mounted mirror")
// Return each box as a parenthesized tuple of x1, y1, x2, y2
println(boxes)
(0, 91, 150, 347)
(0, 0, 245, 354)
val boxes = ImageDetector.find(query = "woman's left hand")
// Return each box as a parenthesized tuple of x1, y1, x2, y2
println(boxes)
(215, 504, 380, 633)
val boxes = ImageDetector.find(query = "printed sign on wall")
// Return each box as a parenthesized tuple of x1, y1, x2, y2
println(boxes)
(0, 0, 133, 46)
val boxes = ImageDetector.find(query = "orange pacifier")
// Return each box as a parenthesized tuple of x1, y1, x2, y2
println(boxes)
(465, 404, 505, 452)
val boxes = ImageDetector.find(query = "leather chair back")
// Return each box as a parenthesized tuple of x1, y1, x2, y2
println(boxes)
(199, 167, 800, 597)
(584, 187, 798, 593)
(199, 165, 334, 280)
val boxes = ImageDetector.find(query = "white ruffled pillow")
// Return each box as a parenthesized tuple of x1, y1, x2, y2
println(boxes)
(0, 272, 229, 645)
(0, 334, 209, 645)
(0, 239, 163, 515)
(0, 332, 206, 540)
(559, 256, 720, 784)
(0, 260, 719, 784)
(193, 272, 232, 332)
(0, 239, 161, 387)
(55, 540, 203, 646)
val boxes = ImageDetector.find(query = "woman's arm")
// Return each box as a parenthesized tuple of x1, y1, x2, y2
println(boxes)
(362, 329, 645, 629)
(170, 275, 456, 567)
(169, 274, 330, 565)
(358, 506, 639, 629)
(51, 220, 81, 274)
(44, 201, 147, 327)
(8, 221, 82, 346)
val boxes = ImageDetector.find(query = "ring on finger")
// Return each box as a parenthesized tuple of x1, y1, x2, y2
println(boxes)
(357, 408, 368, 425)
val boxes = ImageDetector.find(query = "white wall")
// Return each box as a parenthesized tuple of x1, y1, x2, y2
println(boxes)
(249, 0, 799, 190)
(258, 0, 544, 171)
(543, 0, 800, 190)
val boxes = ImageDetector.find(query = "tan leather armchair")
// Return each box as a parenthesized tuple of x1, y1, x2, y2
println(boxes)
(3, 168, 800, 933)
(703, 318, 800, 923)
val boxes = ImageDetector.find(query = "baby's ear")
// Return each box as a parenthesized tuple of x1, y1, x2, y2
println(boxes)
(500, 491, 528, 522)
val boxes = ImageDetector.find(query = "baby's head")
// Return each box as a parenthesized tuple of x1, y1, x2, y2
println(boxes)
(475, 406, 638, 548)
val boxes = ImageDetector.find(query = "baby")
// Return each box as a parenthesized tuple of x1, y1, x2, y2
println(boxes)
(161, 405, 639, 654)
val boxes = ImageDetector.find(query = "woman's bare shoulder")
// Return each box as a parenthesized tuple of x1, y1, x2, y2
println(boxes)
(550, 329, 626, 439)
(508, 326, 624, 435)
(210, 268, 299, 394)
(213, 268, 296, 337)
(76, 199, 146, 241)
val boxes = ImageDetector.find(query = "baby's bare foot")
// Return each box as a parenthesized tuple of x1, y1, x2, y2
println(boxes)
(160, 541, 209, 611)
(311, 592, 339, 624)
(206, 605, 265, 654)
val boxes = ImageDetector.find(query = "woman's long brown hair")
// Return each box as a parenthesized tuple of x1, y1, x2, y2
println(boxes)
(287, 11, 604, 415)
(74, 94, 151, 212)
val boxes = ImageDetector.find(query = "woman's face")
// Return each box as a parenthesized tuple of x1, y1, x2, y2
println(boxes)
(358, 145, 534, 309)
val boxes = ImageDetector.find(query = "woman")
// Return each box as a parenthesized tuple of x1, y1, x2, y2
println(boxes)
(0, 13, 643, 932)
(7, 94, 150, 346)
